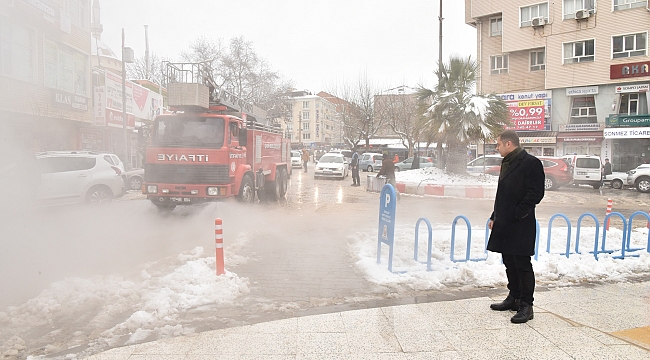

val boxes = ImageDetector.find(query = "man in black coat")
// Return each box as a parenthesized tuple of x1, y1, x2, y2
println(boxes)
(487, 130, 545, 324)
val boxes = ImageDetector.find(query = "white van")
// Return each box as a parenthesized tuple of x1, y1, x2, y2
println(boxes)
(566, 155, 602, 189)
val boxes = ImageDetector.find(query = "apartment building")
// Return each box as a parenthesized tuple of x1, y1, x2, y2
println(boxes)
(0, 0, 92, 152)
(466, 0, 649, 171)
(282, 91, 340, 148)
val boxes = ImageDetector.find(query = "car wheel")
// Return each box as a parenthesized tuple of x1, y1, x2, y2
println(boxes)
(611, 179, 623, 190)
(129, 176, 143, 191)
(238, 175, 255, 203)
(636, 177, 650, 193)
(367, 165, 373, 172)
(544, 177, 556, 191)
(86, 186, 113, 204)
(395, 167, 401, 172)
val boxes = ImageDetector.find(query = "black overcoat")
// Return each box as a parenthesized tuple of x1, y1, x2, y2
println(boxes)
(487, 149, 545, 256)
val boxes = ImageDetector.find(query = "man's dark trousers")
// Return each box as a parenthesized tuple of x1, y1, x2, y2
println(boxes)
(502, 254, 535, 304)
(352, 167, 360, 185)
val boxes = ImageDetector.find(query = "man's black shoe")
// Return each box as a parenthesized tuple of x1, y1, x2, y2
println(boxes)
(510, 301, 534, 323)
(490, 296, 520, 311)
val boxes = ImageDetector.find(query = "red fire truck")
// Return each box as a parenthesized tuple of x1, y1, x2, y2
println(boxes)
(143, 62, 291, 211)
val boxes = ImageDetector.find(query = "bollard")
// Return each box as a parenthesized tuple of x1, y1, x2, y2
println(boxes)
(215, 218, 225, 276)
(605, 198, 613, 230)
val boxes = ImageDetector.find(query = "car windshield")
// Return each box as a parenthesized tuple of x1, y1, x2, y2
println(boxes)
(153, 116, 225, 148)
(319, 155, 343, 163)
(291, 151, 301, 157)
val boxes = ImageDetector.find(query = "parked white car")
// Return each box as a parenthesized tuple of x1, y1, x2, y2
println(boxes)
(314, 153, 348, 180)
(290, 150, 302, 168)
(36, 151, 125, 205)
(626, 164, 650, 193)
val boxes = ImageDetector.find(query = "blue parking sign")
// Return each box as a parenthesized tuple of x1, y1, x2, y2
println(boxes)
(377, 184, 396, 272)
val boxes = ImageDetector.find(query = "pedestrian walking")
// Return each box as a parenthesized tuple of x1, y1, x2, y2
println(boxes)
(301, 148, 310, 173)
(377, 152, 400, 199)
(350, 149, 360, 186)
(487, 130, 545, 324)
(393, 154, 399, 163)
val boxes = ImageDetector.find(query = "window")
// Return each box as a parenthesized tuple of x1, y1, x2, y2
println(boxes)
(520, 2, 549, 27)
(490, 17, 502, 36)
(563, 39, 595, 64)
(612, 33, 647, 58)
(570, 96, 597, 124)
(302, 101, 310, 109)
(563, 0, 595, 19)
(302, 122, 310, 130)
(614, 0, 648, 11)
(302, 133, 311, 140)
(301, 111, 310, 120)
(490, 55, 509, 74)
(0, 15, 35, 82)
(43, 39, 88, 96)
(530, 50, 545, 71)
(619, 93, 649, 115)
(67, 0, 88, 29)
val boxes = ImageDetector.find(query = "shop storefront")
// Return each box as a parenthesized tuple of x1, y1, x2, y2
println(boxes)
(556, 123, 604, 157)
(519, 132, 557, 156)
(603, 126, 650, 172)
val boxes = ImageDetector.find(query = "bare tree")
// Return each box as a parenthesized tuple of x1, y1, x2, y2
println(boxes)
(126, 52, 168, 85)
(374, 90, 421, 157)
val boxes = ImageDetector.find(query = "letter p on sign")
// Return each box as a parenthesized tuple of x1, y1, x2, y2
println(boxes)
(385, 193, 391, 207)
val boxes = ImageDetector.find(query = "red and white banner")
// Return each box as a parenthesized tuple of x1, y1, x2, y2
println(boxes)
(506, 100, 545, 131)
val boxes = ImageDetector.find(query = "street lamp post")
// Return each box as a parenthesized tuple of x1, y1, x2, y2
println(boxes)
(121, 29, 134, 169)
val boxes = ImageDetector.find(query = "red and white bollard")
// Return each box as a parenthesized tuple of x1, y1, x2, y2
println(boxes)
(215, 218, 225, 276)
(605, 198, 613, 231)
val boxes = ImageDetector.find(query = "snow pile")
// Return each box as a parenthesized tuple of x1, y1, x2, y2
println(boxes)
(350, 223, 650, 291)
(395, 167, 499, 186)
(0, 246, 250, 357)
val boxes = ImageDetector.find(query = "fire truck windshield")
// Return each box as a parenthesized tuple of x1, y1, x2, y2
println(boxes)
(153, 116, 225, 148)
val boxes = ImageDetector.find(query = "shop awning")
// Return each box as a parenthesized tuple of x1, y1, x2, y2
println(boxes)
(517, 131, 557, 144)
(517, 131, 557, 137)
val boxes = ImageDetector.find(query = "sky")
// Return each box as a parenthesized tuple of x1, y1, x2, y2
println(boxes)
(98, 0, 477, 93)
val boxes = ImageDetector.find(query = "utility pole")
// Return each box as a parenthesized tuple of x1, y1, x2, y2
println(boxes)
(121, 29, 134, 169)
(144, 25, 150, 80)
(436, 1, 444, 169)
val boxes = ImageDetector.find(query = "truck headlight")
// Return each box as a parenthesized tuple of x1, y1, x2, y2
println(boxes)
(207, 187, 219, 196)
(147, 185, 158, 194)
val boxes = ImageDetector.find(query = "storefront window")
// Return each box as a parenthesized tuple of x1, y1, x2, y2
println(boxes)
(612, 138, 650, 172)
(570, 96, 597, 124)
(619, 93, 649, 115)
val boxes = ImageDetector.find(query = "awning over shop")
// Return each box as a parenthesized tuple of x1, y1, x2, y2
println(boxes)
(517, 131, 557, 144)
(556, 131, 603, 142)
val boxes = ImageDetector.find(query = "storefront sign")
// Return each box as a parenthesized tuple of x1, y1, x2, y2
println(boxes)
(562, 137, 597, 142)
(499, 91, 552, 131)
(606, 114, 650, 127)
(559, 123, 604, 131)
(52, 91, 88, 112)
(566, 86, 599, 96)
(94, 87, 106, 126)
(520, 137, 556, 144)
(610, 61, 650, 79)
(106, 108, 135, 130)
(604, 127, 650, 139)
(105, 71, 133, 114)
(21, 0, 57, 18)
(615, 84, 649, 93)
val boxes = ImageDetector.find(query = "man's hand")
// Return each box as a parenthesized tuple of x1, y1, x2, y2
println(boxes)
(488, 220, 494, 230)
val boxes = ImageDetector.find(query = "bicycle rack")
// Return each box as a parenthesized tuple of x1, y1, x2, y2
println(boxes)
(533, 220, 541, 261)
(450, 216, 487, 262)
(575, 213, 600, 260)
(546, 214, 572, 258)
(413, 217, 433, 271)
(622, 211, 650, 258)
(598, 212, 627, 260)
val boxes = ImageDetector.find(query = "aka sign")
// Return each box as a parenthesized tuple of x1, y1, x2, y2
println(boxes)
(377, 184, 396, 272)
(506, 100, 545, 131)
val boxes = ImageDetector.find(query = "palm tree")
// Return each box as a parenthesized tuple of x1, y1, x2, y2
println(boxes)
(417, 55, 510, 174)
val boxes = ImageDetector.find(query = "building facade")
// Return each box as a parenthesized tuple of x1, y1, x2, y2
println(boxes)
(466, 0, 650, 171)
(281, 92, 340, 148)
(0, 0, 92, 152)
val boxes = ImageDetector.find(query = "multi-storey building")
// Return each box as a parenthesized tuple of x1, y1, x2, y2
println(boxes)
(281, 91, 339, 148)
(1, 0, 92, 152)
(466, 0, 649, 171)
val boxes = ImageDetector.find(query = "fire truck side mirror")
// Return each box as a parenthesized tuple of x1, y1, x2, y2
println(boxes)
(238, 128, 247, 146)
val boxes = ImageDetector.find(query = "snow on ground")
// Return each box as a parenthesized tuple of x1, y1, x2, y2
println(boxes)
(350, 223, 650, 292)
(395, 167, 499, 186)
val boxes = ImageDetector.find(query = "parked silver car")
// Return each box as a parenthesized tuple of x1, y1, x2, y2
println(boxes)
(395, 156, 436, 171)
(359, 153, 383, 172)
(36, 151, 125, 205)
(626, 164, 650, 193)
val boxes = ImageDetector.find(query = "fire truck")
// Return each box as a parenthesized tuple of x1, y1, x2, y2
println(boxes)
(142, 62, 291, 211)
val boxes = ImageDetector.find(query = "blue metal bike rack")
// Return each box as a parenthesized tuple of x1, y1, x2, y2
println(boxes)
(413, 217, 433, 271)
(450, 215, 487, 262)
(533, 220, 541, 261)
(546, 214, 572, 258)
(622, 211, 650, 258)
(598, 212, 627, 260)
(575, 213, 600, 260)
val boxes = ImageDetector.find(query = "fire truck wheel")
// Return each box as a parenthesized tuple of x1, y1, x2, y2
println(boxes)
(279, 168, 288, 198)
(238, 175, 255, 203)
(154, 203, 176, 213)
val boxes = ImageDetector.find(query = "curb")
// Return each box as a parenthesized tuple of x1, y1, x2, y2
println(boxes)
(366, 178, 496, 199)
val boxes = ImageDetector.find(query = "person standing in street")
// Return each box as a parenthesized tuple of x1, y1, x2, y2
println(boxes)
(301, 148, 310, 173)
(603, 158, 612, 177)
(487, 130, 545, 324)
(377, 152, 400, 199)
(350, 149, 360, 186)
(393, 154, 399, 163)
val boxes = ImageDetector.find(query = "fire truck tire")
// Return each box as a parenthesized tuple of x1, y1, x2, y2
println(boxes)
(279, 168, 288, 198)
(238, 175, 255, 203)
(265, 171, 283, 201)
(154, 203, 176, 213)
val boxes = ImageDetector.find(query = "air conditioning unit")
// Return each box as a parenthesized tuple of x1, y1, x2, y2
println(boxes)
(531, 17, 546, 27)
(575, 9, 590, 19)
